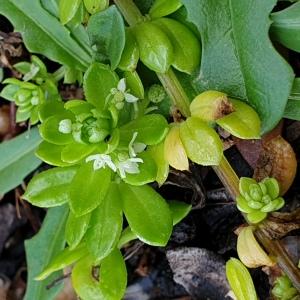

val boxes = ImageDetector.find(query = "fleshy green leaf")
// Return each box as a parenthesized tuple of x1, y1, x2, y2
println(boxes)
(69, 162, 111, 216)
(120, 182, 173, 246)
(216, 99, 261, 139)
(36, 243, 88, 280)
(226, 258, 258, 300)
(23, 166, 78, 207)
(239, 177, 257, 196)
(0, 84, 19, 101)
(247, 211, 267, 224)
(133, 21, 174, 73)
(123, 70, 144, 99)
(153, 17, 201, 74)
(262, 177, 280, 199)
(36, 141, 71, 167)
(118, 29, 139, 72)
(149, 0, 183, 19)
(0, 128, 42, 195)
(85, 183, 123, 261)
(83, 62, 119, 111)
(84, 0, 109, 14)
(72, 249, 127, 300)
(0, 0, 92, 70)
(39, 113, 75, 145)
(168, 200, 192, 225)
(59, 0, 81, 25)
(148, 142, 169, 186)
(65, 211, 91, 249)
(179, 117, 223, 166)
(122, 152, 157, 186)
(38, 101, 65, 122)
(87, 5, 125, 70)
(61, 143, 96, 164)
(120, 114, 169, 145)
(24, 206, 68, 300)
(181, 0, 294, 133)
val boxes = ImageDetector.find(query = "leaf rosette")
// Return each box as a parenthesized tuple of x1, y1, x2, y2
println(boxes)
(237, 177, 285, 224)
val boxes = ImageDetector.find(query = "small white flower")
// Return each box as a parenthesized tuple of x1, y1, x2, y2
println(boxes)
(128, 132, 146, 158)
(86, 154, 117, 172)
(58, 119, 72, 134)
(111, 78, 139, 105)
(116, 156, 143, 179)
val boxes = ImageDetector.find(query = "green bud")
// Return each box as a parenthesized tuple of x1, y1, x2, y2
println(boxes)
(58, 119, 73, 134)
(30, 96, 40, 106)
(148, 84, 166, 103)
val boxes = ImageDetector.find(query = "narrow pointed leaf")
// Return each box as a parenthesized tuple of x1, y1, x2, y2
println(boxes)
(0, 127, 42, 195)
(24, 206, 68, 300)
(23, 166, 78, 207)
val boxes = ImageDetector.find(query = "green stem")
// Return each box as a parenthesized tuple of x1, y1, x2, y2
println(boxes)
(212, 156, 240, 198)
(113, 0, 144, 26)
(157, 69, 191, 117)
(52, 66, 65, 82)
(114, 0, 300, 291)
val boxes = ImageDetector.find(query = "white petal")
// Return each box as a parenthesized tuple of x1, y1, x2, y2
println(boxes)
(125, 93, 139, 103)
(94, 160, 105, 170)
(133, 143, 146, 154)
(117, 78, 126, 92)
(129, 158, 143, 163)
(86, 154, 100, 163)
(106, 160, 117, 172)
(118, 165, 126, 178)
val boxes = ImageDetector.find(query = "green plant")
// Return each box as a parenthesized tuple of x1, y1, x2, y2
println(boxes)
(237, 177, 285, 224)
(272, 275, 300, 300)
(0, 0, 300, 298)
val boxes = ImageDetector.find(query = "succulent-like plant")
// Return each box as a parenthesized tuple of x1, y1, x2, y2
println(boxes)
(272, 275, 300, 300)
(237, 177, 285, 224)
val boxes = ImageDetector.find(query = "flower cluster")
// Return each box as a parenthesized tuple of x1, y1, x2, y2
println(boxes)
(85, 131, 146, 178)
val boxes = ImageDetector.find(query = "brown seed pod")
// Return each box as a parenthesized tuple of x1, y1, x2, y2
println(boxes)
(254, 135, 297, 195)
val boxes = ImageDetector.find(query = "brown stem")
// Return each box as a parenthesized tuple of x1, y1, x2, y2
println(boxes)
(114, 0, 300, 292)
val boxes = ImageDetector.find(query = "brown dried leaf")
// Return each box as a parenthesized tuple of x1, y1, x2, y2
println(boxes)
(254, 135, 297, 195)
(259, 208, 300, 240)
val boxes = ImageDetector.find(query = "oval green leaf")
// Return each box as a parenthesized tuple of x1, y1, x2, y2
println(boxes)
(120, 182, 173, 246)
(153, 17, 201, 74)
(133, 21, 174, 73)
(216, 99, 261, 139)
(83, 62, 119, 111)
(23, 166, 78, 207)
(69, 161, 111, 216)
(179, 117, 223, 166)
(65, 211, 91, 249)
(120, 114, 169, 145)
